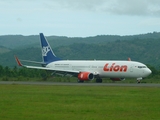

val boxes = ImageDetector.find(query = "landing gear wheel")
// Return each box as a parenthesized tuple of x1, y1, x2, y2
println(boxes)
(96, 78, 102, 83)
(137, 78, 142, 84)
(137, 80, 141, 84)
(77, 79, 84, 83)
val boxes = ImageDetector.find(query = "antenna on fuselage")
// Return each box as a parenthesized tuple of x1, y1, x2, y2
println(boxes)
(128, 58, 131, 61)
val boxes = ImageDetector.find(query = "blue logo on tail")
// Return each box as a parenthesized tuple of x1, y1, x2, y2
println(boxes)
(40, 33, 61, 64)
(42, 46, 51, 56)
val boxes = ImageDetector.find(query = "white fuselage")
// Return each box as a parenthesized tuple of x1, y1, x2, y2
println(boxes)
(46, 60, 151, 78)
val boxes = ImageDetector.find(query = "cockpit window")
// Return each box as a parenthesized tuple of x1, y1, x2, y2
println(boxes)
(138, 66, 146, 68)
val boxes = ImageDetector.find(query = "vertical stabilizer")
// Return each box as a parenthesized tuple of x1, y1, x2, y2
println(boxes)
(40, 33, 61, 64)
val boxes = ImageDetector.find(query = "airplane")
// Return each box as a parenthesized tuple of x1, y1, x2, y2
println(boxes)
(15, 33, 152, 83)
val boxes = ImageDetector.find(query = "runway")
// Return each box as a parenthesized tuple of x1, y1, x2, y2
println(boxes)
(0, 81, 160, 87)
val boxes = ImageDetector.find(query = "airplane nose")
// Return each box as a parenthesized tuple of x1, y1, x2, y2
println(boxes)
(149, 69, 152, 74)
(146, 68, 152, 76)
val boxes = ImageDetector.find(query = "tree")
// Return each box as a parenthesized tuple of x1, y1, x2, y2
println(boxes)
(4, 66, 11, 77)
(0, 65, 4, 77)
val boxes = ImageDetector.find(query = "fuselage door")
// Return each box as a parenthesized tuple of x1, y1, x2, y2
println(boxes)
(130, 64, 134, 72)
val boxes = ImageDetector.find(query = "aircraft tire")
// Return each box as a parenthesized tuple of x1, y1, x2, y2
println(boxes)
(137, 80, 141, 84)
(96, 78, 102, 83)
(77, 79, 84, 83)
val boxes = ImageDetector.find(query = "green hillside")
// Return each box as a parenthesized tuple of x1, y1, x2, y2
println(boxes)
(0, 32, 160, 68)
(0, 46, 11, 54)
(1, 32, 160, 49)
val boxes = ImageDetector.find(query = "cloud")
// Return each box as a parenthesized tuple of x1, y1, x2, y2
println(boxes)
(46, 0, 160, 16)
(0, 0, 160, 36)
(16, 18, 22, 22)
(1, 0, 160, 16)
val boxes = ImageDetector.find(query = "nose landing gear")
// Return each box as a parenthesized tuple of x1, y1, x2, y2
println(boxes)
(137, 77, 142, 83)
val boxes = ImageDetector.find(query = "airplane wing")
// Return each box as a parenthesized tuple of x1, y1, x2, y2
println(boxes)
(24, 65, 80, 73)
(15, 56, 80, 74)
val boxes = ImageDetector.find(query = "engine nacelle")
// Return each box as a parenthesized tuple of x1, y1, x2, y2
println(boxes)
(110, 78, 125, 81)
(78, 72, 94, 81)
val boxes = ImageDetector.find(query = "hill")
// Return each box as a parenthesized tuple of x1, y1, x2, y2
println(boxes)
(0, 46, 11, 54)
(0, 32, 160, 68)
(1, 32, 160, 49)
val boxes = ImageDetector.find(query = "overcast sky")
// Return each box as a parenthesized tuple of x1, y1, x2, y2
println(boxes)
(0, 0, 160, 37)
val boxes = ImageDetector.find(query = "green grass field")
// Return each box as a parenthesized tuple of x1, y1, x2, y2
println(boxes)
(0, 84, 160, 120)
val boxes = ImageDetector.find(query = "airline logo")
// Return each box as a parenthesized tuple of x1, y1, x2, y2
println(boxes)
(42, 46, 51, 56)
(103, 63, 127, 72)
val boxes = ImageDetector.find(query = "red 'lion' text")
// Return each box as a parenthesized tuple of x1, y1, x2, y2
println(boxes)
(103, 63, 127, 72)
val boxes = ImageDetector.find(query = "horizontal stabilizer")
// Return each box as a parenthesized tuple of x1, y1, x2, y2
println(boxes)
(19, 59, 47, 66)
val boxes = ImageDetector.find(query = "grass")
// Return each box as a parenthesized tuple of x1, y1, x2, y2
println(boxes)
(0, 76, 158, 83)
(0, 85, 160, 120)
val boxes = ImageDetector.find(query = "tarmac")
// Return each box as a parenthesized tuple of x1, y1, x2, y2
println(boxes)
(0, 81, 160, 87)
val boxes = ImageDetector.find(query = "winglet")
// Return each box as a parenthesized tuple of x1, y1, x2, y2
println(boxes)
(15, 56, 23, 66)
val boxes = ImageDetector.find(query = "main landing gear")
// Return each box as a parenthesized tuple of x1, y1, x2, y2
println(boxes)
(96, 78, 102, 83)
(77, 78, 102, 83)
(77, 79, 84, 83)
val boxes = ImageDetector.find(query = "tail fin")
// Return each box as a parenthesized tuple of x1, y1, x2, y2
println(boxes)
(40, 33, 61, 64)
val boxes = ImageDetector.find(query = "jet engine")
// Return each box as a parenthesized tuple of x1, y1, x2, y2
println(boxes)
(78, 72, 94, 81)
(110, 78, 125, 81)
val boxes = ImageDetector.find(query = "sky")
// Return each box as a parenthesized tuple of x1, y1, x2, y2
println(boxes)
(0, 0, 160, 37)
